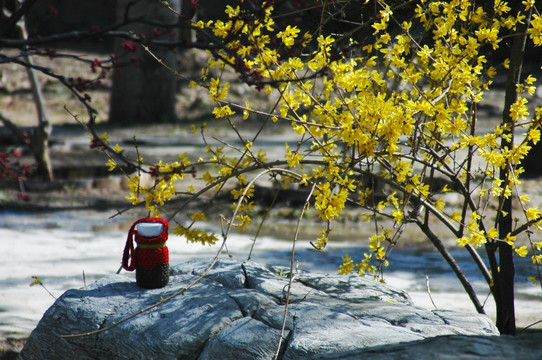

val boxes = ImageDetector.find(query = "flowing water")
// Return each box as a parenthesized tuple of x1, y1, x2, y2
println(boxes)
(1, 208, 541, 339)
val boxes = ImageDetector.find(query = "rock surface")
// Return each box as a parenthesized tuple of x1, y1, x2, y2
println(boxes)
(19, 258, 521, 359)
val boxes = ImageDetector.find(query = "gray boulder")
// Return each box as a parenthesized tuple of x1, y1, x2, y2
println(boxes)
(20, 258, 505, 359)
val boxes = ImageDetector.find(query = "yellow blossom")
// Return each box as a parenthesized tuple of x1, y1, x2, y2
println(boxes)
(526, 208, 541, 221)
(515, 246, 528, 257)
(106, 159, 116, 171)
(276, 25, 300, 47)
(338, 254, 355, 274)
(113, 144, 123, 153)
(190, 212, 207, 221)
(212, 105, 235, 118)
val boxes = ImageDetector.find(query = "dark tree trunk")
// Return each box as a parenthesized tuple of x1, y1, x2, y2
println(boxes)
(495, 1, 532, 335)
(109, 0, 180, 125)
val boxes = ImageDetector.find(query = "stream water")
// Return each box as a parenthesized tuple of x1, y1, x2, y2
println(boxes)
(1, 208, 541, 339)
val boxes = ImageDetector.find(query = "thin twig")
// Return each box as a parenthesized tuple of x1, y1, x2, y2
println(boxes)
(415, 219, 485, 314)
(247, 186, 281, 261)
(425, 276, 437, 310)
(273, 183, 316, 360)
(519, 319, 542, 334)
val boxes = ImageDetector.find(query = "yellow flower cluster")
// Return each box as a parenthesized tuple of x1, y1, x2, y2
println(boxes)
(112, 1, 542, 281)
(173, 225, 218, 246)
(124, 158, 188, 216)
(181, 0, 542, 276)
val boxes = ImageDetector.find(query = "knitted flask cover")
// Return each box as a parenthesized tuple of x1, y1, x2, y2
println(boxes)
(122, 217, 169, 289)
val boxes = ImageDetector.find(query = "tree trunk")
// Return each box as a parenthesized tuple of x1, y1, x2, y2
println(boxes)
(25, 55, 53, 180)
(495, 2, 532, 335)
(109, 0, 180, 125)
(20, 13, 54, 180)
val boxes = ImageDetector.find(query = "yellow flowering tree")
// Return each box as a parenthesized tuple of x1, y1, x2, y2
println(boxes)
(94, 0, 542, 335)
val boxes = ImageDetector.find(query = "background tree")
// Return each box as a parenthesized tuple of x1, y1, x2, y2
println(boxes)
(1, 0, 53, 180)
(0, 0, 188, 183)
(109, 0, 181, 124)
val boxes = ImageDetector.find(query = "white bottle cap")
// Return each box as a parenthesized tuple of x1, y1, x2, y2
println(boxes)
(137, 222, 164, 237)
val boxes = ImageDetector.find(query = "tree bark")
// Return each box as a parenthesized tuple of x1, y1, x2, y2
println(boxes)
(25, 54, 53, 180)
(19, 12, 54, 180)
(495, 3, 533, 335)
(109, 0, 180, 125)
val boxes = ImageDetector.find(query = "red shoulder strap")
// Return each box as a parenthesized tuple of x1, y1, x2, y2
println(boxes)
(122, 220, 139, 271)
